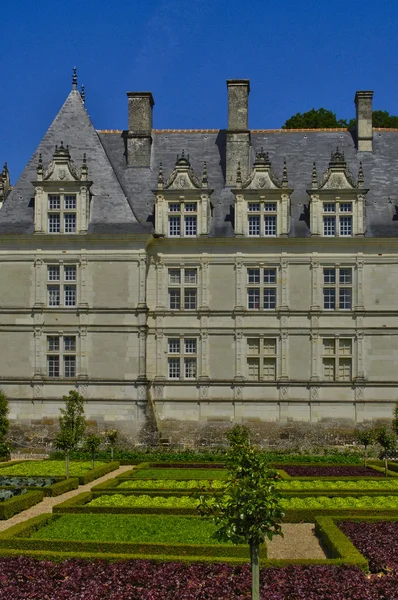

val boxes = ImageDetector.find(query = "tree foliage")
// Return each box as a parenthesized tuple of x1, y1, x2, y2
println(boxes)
(198, 426, 284, 600)
(84, 434, 101, 468)
(282, 108, 398, 129)
(105, 429, 119, 460)
(354, 428, 375, 468)
(55, 390, 86, 477)
(375, 426, 397, 477)
(0, 390, 9, 440)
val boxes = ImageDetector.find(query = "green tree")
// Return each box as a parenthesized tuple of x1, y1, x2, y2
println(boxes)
(282, 108, 348, 129)
(105, 429, 119, 461)
(354, 428, 375, 468)
(375, 426, 397, 477)
(54, 390, 86, 478)
(198, 429, 284, 600)
(84, 434, 101, 469)
(0, 391, 10, 459)
(372, 110, 398, 128)
(392, 402, 398, 436)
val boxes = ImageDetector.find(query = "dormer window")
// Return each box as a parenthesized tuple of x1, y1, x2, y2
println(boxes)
(154, 151, 213, 237)
(232, 150, 292, 237)
(33, 143, 92, 234)
(308, 149, 367, 237)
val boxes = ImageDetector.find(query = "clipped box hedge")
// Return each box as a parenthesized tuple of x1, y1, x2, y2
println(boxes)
(0, 490, 44, 520)
(77, 461, 120, 485)
(0, 477, 79, 497)
(314, 515, 368, 571)
(284, 507, 398, 522)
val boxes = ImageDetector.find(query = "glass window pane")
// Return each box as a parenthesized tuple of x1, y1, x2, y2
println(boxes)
(323, 269, 335, 284)
(47, 265, 60, 281)
(184, 358, 197, 379)
(64, 356, 76, 378)
(184, 215, 197, 236)
(263, 203, 277, 212)
(264, 269, 276, 284)
(184, 203, 197, 212)
(64, 285, 76, 307)
(248, 269, 260, 284)
(248, 216, 260, 236)
(47, 336, 60, 352)
(323, 203, 336, 213)
(339, 216, 352, 236)
(264, 215, 276, 236)
(339, 339, 352, 355)
(64, 265, 76, 281)
(339, 268, 352, 284)
(48, 214, 60, 233)
(184, 269, 197, 284)
(47, 355, 60, 377)
(247, 288, 260, 309)
(323, 288, 336, 309)
(47, 286, 60, 306)
(323, 216, 336, 236)
(184, 339, 197, 354)
(263, 288, 276, 309)
(263, 339, 276, 355)
(64, 195, 76, 210)
(168, 203, 181, 212)
(323, 339, 335, 355)
(248, 203, 260, 212)
(168, 289, 181, 309)
(168, 358, 180, 378)
(339, 288, 352, 310)
(64, 214, 76, 233)
(168, 339, 180, 353)
(184, 289, 197, 309)
(340, 203, 352, 212)
(168, 269, 181, 284)
(339, 358, 352, 381)
(64, 336, 76, 352)
(48, 195, 60, 210)
(168, 216, 181, 236)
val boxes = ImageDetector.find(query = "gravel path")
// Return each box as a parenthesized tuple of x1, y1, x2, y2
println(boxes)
(0, 466, 327, 559)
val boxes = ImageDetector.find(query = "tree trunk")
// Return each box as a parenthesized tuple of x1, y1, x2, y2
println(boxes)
(65, 451, 70, 479)
(364, 446, 367, 468)
(111, 447, 114, 461)
(91, 452, 95, 469)
(385, 456, 388, 477)
(249, 541, 260, 600)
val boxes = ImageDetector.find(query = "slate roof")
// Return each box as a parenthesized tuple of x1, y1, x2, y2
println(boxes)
(3, 87, 398, 237)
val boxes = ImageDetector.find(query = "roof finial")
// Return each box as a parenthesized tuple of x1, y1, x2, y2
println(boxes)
(236, 162, 242, 187)
(357, 161, 364, 188)
(72, 67, 77, 91)
(312, 161, 318, 189)
(81, 153, 88, 180)
(157, 162, 164, 188)
(81, 84, 85, 103)
(282, 158, 288, 187)
(202, 161, 208, 188)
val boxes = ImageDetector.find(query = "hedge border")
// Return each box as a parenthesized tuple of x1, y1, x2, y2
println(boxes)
(276, 466, 392, 481)
(0, 513, 264, 560)
(314, 516, 368, 571)
(0, 490, 44, 520)
(0, 461, 120, 484)
(0, 477, 79, 497)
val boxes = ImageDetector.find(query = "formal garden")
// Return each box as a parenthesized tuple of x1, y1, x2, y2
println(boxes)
(1, 391, 398, 598)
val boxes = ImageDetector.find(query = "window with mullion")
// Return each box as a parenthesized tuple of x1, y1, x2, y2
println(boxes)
(168, 201, 198, 237)
(247, 267, 277, 310)
(247, 337, 277, 381)
(168, 268, 198, 311)
(47, 194, 77, 234)
(167, 336, 197, 380)
(247, 202, 278, 237)
(323, 267, 352, 310)
(47, 264, 77, 308)
(322, 338, 353, 382)
(47, 334, 77, 378)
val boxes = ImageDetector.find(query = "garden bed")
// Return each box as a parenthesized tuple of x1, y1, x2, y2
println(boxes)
(0, 490, 44, 520)
(338, 518, 398, 573)
(0, 461, 120, 484)
(0, 476, 79, 497)
(279, 465, 384, 478)
(128, 468, 228, 480)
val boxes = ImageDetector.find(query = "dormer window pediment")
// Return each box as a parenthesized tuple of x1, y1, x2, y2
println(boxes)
(232, 150, 293, 237)
(154, 151, 213, 237)
(33, 144, 92, 234)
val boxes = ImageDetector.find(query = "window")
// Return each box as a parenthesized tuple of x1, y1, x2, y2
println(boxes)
(322, 202, 353, 237)
(47, 264, 77, 307)
(247, 338, 277, 381)
(47, 194, 77, 234)
(322, 338, 352, 381)
(47, 335, 76, 378)
(168, 268, 197, 310)
(168, 202, 197, 237)
(167, 338, 197, 379)
(247, 202, 277, 237)
(247, 267, 277, 310)
(323, 267, 352, 310)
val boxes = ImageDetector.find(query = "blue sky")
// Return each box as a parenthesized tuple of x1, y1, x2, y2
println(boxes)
(1, 0, 398, 181)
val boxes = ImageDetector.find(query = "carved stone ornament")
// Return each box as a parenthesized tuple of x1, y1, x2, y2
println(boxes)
(33, 383, 43, 399)
(200, 386, 209, 399)
(161, 150, 205, 191)
(279, 386, 288, 401)
(234, 386, 243, 400)
(310, 386, 319, 400)
(138, 385, 147, 400)
(78, 384, 88, 398)
(236, 149, 292, 192)
(154, 385, 164, 400)
(315, 148, 361, 191)
(356, 386, 365, 401)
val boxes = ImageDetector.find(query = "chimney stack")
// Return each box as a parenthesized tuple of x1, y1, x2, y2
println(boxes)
(226, 80, 250, 186)
(126, 92, 154, 166)
(354, 91, 373, 152)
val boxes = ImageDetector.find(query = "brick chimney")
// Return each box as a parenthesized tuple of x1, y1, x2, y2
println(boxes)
(126, 92, 154, 166)
(226, 80, 250, 186)
(354, 91, 373, 152)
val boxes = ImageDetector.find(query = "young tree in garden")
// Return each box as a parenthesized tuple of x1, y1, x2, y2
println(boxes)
(84, 434, 101, 469)
(392, 402, 398, 436)
(354, 429, 375, 468)
(0, 390, 10, 458)
(198, 428, 284, 600)
(54, 390, 86, 478)
(105, 429, 119, 461)
(376, 426, 397, 477)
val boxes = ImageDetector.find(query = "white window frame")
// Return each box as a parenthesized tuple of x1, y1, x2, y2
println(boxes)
(322, 338, 353, 382)
(168, 267, 198, 310)
(247, 267, 277, 310)
(168, 201, 198, 237)
(246, 337, 278, 381)
(167, 337, 198, 380)
(47, 264, 77, 308)
(46, 335, 77, 378)
(322, 267, 352, 311)
(47, 194, 77, 234)
(247, 202, 278, 237)
(322, 201, 353, 237)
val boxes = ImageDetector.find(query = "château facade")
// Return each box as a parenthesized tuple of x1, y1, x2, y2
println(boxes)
(1, 73, 398, 444)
